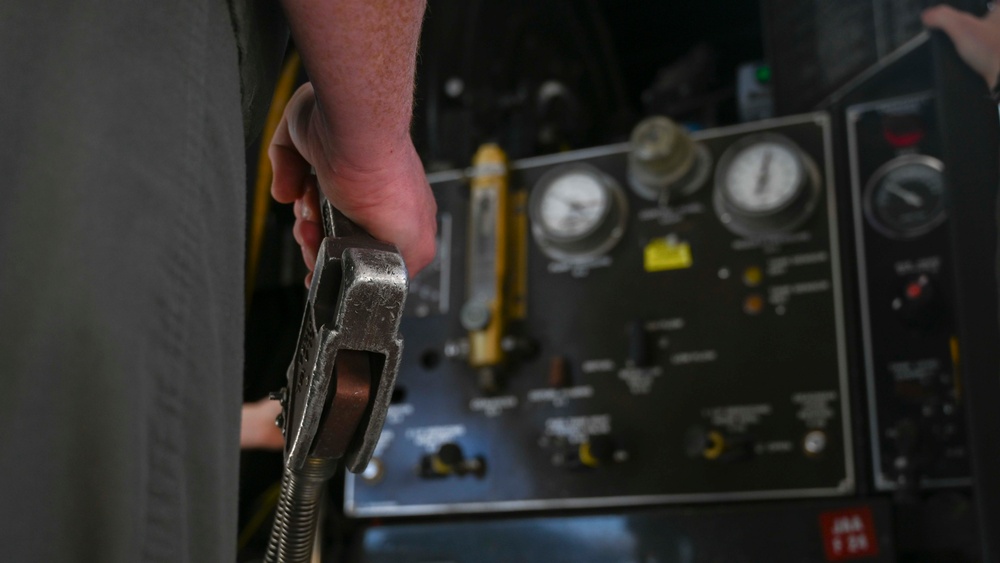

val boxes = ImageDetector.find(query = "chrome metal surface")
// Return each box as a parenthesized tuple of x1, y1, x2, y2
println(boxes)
(266, 194, 408, 562)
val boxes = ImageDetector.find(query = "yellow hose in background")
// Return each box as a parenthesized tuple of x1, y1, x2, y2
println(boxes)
(247, 50, 302, 305)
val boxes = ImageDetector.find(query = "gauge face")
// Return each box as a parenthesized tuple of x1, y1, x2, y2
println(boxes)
(722, 141, 804, 214)
(529, 163, 628, 264)
(537, 171, 610, 240)
(713, 133, 820, 237)
(865, 156, 946, 239)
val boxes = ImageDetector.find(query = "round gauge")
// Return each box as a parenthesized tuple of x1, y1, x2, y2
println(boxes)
(529, 164, 628, 263)
(721, 139, 803, 213)
(864, 155, 946, 239)
(713, 133, 821, 237)
(537, 171, 610, 241)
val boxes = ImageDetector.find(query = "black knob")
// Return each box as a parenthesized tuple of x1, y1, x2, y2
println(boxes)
(587, 435, 617, 464)
(684, 426, 755, 462)
(892, 274, 941, 326)
(579, 435, 626, 468)
(626, 320, 651, 368)
(437, 443, 464, 467)
(420, 443, 486, 478)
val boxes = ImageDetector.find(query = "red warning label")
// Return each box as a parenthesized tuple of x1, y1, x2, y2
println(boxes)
(819, 507, 879, 561)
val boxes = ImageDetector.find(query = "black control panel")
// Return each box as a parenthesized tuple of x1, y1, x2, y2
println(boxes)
(346, 114, 855, 516)
(847, 91, 970, 491)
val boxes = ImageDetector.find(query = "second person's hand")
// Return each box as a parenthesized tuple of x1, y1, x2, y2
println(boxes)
(923, 4, 1000, 89)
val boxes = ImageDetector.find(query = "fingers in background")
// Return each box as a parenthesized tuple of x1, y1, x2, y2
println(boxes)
(293, 218, 321, 271)
(922, 4, 1000, 87)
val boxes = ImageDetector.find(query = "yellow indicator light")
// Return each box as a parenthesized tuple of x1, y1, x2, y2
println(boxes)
(644, 237, 693, 272)
(578, 442, 601, 468)
(703, 431, 726, 460)
(743, 294, 765, 315)
(743, 266, 763, 287)
(430, 455, 454, 476)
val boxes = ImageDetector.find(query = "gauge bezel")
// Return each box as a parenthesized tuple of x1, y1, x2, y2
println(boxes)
(862, 154, 947, 240)
(715, 132, 808, 217)
(528, 163, 629, 264)
(713, 132, 822, 237)
(534, 167, 611, 242)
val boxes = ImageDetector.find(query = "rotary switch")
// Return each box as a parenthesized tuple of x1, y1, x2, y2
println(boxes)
(420, 443, 486, 478)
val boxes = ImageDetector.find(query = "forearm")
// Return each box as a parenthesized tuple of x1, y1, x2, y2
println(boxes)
(280, 0, 427, 168)
(270, 0, 437, 275)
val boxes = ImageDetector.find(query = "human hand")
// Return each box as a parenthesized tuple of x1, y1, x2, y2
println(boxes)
(240, 398, 285, 451)
(923, 4, 1000, 89)
(269, 82, 437, 286)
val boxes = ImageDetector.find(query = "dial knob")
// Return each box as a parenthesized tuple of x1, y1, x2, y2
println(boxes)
(713, 133, 821, 236)
(420, 442, 486, 478)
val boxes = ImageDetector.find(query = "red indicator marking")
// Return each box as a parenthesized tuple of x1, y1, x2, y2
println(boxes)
(906, 282, 923, 300)
(819, 507, 880, 561)
(883, 129, 925, 149)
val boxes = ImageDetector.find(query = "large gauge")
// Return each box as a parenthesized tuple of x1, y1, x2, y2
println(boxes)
(863, 155, 946, 239)
(529, 163, 628, 263)
(713, 133, 821, 236)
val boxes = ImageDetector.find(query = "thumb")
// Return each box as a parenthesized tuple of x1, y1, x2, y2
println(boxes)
(269, 83, 321, 204)
(283, 83, 324, 167)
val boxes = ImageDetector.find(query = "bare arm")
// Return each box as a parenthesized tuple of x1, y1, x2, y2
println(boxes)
(271, 0, 436, 279)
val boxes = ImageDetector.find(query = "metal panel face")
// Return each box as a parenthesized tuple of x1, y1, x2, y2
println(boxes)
(847, 91, 970, 491)
(346, 114, 853, 516)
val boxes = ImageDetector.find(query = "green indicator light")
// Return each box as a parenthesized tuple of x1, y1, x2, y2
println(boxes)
(756, 65, 771, 84)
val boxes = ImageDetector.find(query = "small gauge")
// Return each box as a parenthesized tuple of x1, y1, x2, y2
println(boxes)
(864, 155, 946, 239)
(537, 171, 609, 240)
(714, 133, 821, 236)
(529, 164, 628, 263)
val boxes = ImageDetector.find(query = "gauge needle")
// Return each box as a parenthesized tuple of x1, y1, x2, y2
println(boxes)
(755, 151, 773, 195)
(885, 182, 924, 207)
(562, 198, 600, 214)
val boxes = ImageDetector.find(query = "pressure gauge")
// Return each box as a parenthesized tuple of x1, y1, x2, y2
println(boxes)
(714, 133, 821, 236)
(721, 141, 802, 213)
(864, 155, 946, 239)
(529, 164, 628, 263)
(538, 170, 609, 240)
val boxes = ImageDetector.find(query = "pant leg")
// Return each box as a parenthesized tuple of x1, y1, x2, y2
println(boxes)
(0, 1, 245, 561)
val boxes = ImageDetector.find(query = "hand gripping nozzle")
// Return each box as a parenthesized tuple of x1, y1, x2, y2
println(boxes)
(265, 199, 408, 563)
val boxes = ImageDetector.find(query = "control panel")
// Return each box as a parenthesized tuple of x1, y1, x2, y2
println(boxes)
(847, 91, 970, 492)
(346, 113, 854, 517)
